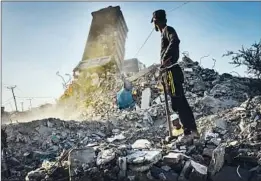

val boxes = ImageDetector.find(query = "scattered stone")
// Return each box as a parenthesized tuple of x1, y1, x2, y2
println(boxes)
(202, 148, 214, 157)
(107, 133, 126, 143)
(127, 150, 162, 165)
(96, 149, 116, 166)
(208, 145, 226, 177)
(163, 153, 184, 164)
(132, 139, 152, 149)
(2, 57, 261, 181)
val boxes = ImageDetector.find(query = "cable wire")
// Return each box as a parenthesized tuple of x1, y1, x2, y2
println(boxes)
(169, 2, 190, 12)
(2, 97, 14, 105)
(134, 28, 154, 57)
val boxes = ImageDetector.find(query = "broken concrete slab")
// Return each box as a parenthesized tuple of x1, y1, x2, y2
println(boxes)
(215, 118, 227, 130)
(202, 148, 214, 157)
(96, 149, 116, 166)
(131, 139, 152, 149)
(107, 133, 126, 143)
(163, 152, 184, 164)
(126, 150, 162, 165)
(208, 145, 225, 177)
(189, 160, 208, 181)
(141, 88, 151, 109)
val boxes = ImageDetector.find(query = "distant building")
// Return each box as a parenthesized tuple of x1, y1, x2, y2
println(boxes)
(122, 58, 146, 73)
(74, 6, 128, 77)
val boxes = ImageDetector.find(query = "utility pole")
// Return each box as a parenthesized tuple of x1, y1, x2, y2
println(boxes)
(21, 102, 24, 112)
(27, 98, 33, 110)
(7, 86, 18, 112)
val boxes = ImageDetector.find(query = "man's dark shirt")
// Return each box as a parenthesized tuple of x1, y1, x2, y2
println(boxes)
(161, 26, 180, 65)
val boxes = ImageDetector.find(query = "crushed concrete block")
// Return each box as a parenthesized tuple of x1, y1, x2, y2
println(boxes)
(208, 145, 225, 177)
(211, 138, 222, 146)
(178, 161, 191, 181)
(68, 147, 96, 175)
(132, 139, 152, 149)
(178, 160, 207, 181)
(96, 149, 115, 166)
(25, 168, 46, 181)
(47, 121, 54, 128)
(202, 148, 214, 157)
(112, 129, 120, 134)
(215, 118, 227, 130)
(129, 163, 153, 172)
(143, 112, 153, 125)
(107, 133, 126, 143)
(141, 88, 151, 109)
(36, 126, 52, 136)
(163, 152, 184, 164)
(189, 160, 208, 179)
(126, 150, 162, 165)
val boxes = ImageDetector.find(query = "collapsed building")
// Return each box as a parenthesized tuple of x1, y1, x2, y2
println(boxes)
(59, 6, 129, 107)
(73, 5, 128, 79)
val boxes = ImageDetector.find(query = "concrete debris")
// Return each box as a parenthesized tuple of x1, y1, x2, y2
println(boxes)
(96, 148, 116, 166)
(132, 139, 152, 149)
(163, 152, 184, 164)
(2, 58, 261, 181)
(141, 87, 152, 109)
(107, 133, 126, 143)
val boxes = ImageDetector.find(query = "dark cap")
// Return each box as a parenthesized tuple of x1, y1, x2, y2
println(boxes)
(151, 9, 166, 23)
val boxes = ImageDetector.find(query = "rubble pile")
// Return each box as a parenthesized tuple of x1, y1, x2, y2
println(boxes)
(63, 58, 260, 122)
(2, 96, 261, 181)
(2, 58, 261, 181)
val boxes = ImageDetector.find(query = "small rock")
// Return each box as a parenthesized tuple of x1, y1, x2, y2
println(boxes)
(163, 152, 184, 164)
(96, 149, 116, 166)
(202, 148, 214, 157)
(132, 139, 152, 149)
(215, 119, 227, 130)
(161, 165, 172, 171)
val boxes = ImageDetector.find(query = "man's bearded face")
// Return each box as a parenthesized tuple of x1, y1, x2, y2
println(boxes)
(153, 18, 159, 32)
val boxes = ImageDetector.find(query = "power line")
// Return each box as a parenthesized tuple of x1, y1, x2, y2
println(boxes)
(2, 97, 14, 105)
(134, 2, 190, 58)
(169, 2, 190, 12)
(134, 28, 154, 57)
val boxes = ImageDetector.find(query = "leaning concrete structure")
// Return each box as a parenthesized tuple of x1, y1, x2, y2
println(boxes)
(73, 6, 128, 79)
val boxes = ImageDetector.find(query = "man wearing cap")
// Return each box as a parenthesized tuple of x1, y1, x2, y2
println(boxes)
(151, 9, 199, 139)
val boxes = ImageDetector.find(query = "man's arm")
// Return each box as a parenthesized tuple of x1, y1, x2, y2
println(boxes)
(162, 26, 180, 65)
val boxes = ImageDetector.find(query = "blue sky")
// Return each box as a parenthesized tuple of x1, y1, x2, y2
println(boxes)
(2, 2, 261, 111)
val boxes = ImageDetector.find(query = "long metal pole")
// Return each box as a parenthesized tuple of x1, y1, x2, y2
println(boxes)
(161, 76, 173, 137)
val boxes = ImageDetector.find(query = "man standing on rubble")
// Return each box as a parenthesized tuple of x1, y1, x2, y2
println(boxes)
(151, 9, 199, 138)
